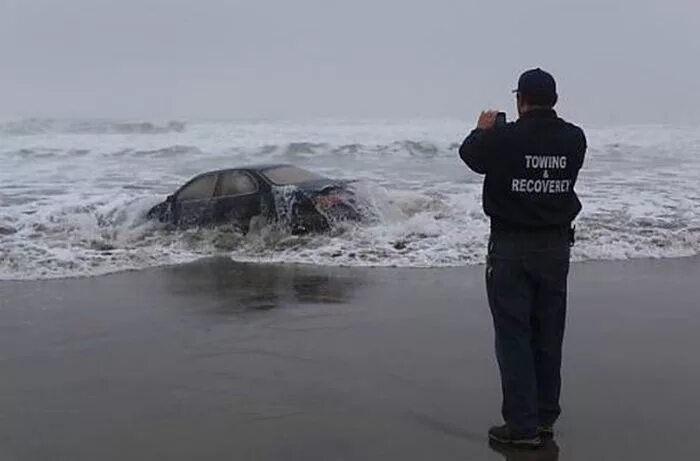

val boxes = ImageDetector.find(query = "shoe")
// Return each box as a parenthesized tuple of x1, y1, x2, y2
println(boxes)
(537, 424, 554, 437)
(489, 438, 560, 460)
(488, 424, 543, 448)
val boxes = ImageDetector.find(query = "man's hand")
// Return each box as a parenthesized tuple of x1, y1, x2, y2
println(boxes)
(476, 110, 499, 130)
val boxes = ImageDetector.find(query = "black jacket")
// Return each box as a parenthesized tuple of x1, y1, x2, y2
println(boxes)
(459, 109, 586, 231)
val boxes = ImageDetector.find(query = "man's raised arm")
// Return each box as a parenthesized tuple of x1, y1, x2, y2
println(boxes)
(458, 110, 500, 175)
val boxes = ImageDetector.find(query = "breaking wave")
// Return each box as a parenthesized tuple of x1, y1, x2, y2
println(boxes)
(249, 140, 460, 159)
(1, 141, 464, 165)
(1, 119, 699, 280)
(0, 118, 186, 136)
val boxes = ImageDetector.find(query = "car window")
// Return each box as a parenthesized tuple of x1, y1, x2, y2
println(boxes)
(177, 175, 217, 201)
(217, 172, 257, 197)
(261, 166, 325, 185)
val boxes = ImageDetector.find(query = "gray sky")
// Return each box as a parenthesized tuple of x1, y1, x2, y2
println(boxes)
(1, 0, 698, 124)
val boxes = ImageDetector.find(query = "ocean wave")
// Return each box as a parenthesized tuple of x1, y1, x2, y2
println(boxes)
(4, 134, 687, 164)
(3, 147, 91, 159)
(0, 118, 186, 136)
(1, 140, 454, 161)
(0, 181, 698, 280)
(241, 140, 458, 160)
(1, 120, 698, 280)
(112, 145, 203, 158)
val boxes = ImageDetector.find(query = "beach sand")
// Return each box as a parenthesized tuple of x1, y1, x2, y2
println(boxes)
(1, 257, 699, 460)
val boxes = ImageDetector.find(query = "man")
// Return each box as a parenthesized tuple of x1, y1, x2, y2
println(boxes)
(459, 68, 586, 448)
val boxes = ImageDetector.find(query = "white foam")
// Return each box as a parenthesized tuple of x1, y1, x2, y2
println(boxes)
(1, 120, 698, 280)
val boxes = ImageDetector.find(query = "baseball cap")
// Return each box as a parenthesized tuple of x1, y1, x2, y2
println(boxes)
(513, 68, 557, 98)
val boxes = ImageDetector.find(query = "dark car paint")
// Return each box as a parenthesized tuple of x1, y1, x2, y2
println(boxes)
(147, 165, 360, 234)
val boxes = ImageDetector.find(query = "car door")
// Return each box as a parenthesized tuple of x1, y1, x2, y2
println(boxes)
(173, 173, 218, 226)
(211, 171, 261, 231)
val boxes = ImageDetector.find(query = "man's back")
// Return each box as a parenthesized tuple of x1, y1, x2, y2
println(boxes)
(460, 108, 586, 231)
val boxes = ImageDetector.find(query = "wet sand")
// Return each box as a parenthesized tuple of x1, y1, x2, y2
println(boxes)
(1, 257, 699, 461)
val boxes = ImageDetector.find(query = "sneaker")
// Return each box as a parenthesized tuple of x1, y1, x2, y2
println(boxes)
(488, 424, 543, 448)
(489, 438, 560, 460)
(537, 424, 554, 437)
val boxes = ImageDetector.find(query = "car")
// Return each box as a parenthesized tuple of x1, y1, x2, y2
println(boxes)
(147, 164, 366, 234)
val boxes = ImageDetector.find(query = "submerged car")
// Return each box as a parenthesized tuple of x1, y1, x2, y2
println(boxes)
(147, 164, 364, 234)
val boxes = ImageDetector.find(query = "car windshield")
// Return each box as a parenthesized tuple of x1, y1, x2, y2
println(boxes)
(261, 166, 325, 185)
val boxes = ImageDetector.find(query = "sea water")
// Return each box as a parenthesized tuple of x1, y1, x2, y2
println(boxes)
(1, 118, 698, 280)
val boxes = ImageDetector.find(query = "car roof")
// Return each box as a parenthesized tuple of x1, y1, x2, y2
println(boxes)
(175, 164, 336, 194)
(182, 164, 333, 187)
(182, 164, 278, 180)
(191, 164, 296, 178)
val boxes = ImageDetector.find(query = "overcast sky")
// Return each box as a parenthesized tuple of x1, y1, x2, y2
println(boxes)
(1, 0, 698, 124)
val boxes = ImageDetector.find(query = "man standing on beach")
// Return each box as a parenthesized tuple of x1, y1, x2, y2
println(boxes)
(458, 68, 586, 448)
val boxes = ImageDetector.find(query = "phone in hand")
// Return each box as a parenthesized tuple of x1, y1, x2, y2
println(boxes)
(495, 112, 507, 128)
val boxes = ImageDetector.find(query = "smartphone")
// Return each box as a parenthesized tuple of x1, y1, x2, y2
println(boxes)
(495, 112, 507, 128)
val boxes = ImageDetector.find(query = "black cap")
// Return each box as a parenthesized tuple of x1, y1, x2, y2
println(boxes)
(513, 68, 557, 99)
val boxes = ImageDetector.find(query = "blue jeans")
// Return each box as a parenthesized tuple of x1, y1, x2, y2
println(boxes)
(486, 228, 571, 436)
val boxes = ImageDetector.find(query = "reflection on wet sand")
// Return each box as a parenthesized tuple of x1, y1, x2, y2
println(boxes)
(489, 440, 559, 461)
(162, 257, 369, 313)
(3, 258, 699, 460)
